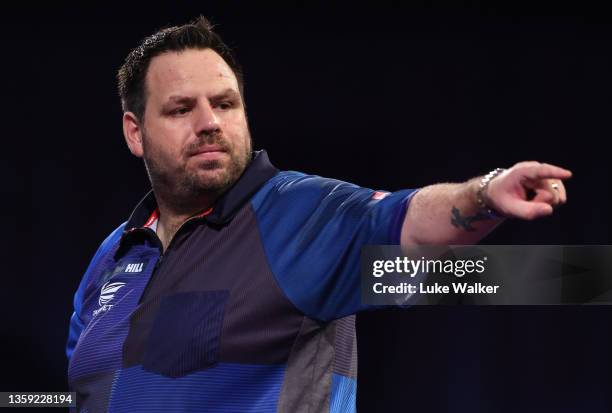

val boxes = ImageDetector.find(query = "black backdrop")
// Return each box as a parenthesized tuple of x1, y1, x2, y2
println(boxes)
(4, 2, 612, 412)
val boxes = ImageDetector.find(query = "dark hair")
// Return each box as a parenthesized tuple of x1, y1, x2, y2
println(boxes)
(117, 16, 244, 121)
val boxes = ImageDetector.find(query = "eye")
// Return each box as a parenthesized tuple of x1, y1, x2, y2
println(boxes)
(170, 107, 191, 116)
(216, 101, 234, 110)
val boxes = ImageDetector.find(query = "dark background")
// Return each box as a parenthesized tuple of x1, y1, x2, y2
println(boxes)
(4, 2, 612, 412)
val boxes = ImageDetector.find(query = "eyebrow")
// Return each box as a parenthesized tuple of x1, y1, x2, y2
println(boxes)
(210, 88, 241, 101)
(163, 96, 196, 107)
(165, 88, 240, 105)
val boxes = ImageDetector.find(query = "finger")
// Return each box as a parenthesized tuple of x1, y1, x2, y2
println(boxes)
(531, 188, 557, 204)
(519, 163, 573, 181)
(538, 179, 567, 205)
(503, 199, 554, 221)
(555, 181, 567, 204)
(546, 181, 567, 204)
(535, 179, 562, 205)
(522, 179, 562, 206)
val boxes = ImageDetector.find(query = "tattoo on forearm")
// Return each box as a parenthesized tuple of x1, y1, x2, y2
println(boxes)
(450, 206, 489, 232)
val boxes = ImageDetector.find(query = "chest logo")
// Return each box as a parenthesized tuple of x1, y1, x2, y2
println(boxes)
(125, 262, 144, 273)
(98, 281, 127, 306)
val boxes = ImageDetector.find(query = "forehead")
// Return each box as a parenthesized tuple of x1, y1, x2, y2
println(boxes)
(145, 48, 239, 101)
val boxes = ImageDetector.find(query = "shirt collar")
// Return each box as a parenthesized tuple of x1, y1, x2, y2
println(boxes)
(122, 149, 279, 233)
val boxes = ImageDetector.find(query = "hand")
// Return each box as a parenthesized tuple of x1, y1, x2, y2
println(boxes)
(484, 161, 572, 220)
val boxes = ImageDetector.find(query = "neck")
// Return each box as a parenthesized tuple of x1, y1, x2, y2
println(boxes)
(154, 190, 218, 252)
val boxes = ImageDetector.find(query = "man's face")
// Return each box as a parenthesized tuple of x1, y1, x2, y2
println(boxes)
(139, 48, 252, 202)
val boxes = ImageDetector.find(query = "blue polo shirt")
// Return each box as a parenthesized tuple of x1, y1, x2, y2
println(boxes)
(66, 150, 417, 412)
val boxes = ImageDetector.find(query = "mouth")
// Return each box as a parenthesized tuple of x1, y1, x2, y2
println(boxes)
(190, 145, 228, 160)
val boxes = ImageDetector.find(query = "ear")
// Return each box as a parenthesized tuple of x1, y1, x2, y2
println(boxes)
(123, 111, 144, 158)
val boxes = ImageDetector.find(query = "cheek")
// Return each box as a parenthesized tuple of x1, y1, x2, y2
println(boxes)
(228, 119, 250, 147)
(158, 122, 191, 151)
(231, 131, 249, 155)
(161, 143, 184, 165)
(146, 134, 187, 168)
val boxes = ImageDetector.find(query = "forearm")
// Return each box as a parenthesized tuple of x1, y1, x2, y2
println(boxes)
(401, 177, 504, 246)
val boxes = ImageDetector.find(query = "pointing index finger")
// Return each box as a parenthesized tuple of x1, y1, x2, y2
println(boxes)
(521, 163, 573, 180)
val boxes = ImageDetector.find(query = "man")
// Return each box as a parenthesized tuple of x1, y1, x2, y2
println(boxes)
(66, 16, 571, 412)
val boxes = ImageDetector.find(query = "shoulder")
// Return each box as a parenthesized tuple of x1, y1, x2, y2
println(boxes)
(251, 170, 363, 209)
(97, 222, 128, 255)
(84, 222, 127, 278)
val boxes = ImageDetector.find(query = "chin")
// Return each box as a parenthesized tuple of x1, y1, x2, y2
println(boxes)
(190, 168, 234, 192)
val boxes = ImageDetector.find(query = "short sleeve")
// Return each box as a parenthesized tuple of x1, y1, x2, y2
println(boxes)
(66, 223, 126, 360)
(250, 172, 418, 322)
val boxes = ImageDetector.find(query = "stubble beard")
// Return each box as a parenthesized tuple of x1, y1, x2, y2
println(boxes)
(142, 130, 252, 212)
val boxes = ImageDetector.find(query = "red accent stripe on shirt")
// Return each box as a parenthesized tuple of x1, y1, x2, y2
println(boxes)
(143, 209, 159, 228)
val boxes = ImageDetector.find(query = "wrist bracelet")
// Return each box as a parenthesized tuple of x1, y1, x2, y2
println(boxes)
(476, 168, 506, 219)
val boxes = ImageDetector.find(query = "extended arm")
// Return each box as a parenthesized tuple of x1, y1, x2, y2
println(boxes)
(401, 161, 572, 246)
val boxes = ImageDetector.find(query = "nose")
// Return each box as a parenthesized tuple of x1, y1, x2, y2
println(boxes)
(193, 100, 221, 138)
